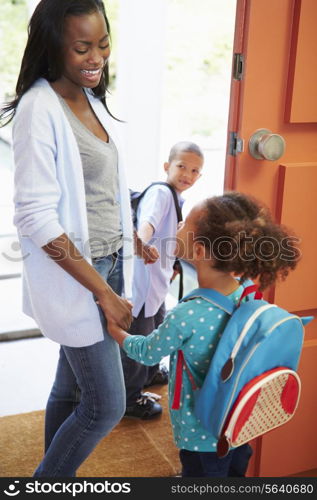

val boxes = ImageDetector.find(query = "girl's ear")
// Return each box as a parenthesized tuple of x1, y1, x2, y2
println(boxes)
(164, 162, 170, 173)
(193, 241, 206, 261)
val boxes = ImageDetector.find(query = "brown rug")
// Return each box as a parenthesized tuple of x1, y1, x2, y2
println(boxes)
(0, 385, 181, 477)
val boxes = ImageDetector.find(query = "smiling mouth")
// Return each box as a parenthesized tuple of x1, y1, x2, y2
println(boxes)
(80, 69, 102, 76)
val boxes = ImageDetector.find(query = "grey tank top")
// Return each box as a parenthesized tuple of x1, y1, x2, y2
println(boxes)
(57, 94, 123, 258)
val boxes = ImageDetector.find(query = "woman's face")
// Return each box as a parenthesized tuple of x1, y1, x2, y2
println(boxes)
(60, 11, 110, 90)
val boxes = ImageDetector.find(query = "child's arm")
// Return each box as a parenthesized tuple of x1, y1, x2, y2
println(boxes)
(137, 186, 172, 242)
(133, 187, 168, 262)
(107, 320, 130, 347)
(133, 229, 159, 264)
(137, 221, 155, 243)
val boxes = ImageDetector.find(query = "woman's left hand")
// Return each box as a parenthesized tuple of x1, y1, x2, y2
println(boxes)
(96, 287, 133, 330)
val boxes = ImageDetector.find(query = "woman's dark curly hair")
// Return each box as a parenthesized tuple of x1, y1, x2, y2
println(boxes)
(1, 0, 114, 125)
(194, 191, 300, 291)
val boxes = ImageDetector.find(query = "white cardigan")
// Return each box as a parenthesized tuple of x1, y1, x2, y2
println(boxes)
(12, 78, 134, 347)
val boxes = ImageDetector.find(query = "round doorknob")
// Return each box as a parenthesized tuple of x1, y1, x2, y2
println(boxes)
(249, 129, 286, 161)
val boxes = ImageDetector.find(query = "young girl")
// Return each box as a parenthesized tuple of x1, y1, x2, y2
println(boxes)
(108, 191, 300, 477)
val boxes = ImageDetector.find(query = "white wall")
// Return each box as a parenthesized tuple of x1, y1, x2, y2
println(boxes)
(115, 0, 167, 190)
(26, 0, 38, 17)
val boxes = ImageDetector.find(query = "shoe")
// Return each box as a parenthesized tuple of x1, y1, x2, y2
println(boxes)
(124, 392, 163, 419)
(144, 365, 169, 387)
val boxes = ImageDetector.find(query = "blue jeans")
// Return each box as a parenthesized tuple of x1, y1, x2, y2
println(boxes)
(34, 252, 125, 477)
(180, 444, 253, 477)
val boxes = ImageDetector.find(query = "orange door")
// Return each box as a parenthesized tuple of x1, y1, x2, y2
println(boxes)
(225, 0, 317, 476)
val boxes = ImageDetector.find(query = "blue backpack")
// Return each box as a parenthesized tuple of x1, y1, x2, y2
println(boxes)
(130, 181, 184, 300)
(172, 281, 313, 457)
(129, 182, 182, 228)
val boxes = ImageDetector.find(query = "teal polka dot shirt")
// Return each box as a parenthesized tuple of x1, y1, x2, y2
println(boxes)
(123, 285, 244, 452)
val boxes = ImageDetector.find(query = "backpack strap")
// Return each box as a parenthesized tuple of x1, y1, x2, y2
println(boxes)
(157, 182, 183, 223)
(172, 258, 184, 301)
(133, 182, 184, 298)
(237, 283, 262, 306)
(171, 350, 198, 410)
(180, 287, 236, 314)
(147, 182, 183, 222)
(171, 280, 262, 410)
(131, 182, 183, 223)
(172, 288, 234, 409)
(149, 182, 183, 298)
(181, 280, 262, 312)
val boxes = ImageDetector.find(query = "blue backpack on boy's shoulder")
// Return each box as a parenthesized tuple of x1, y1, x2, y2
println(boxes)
(129, 182, 182, 228)
(172, 280, 314, 457)
(130, 181, 184, 300)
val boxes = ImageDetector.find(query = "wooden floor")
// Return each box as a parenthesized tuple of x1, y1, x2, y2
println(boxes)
(1, 337, 316, 477)
(0, 385, 181, 477)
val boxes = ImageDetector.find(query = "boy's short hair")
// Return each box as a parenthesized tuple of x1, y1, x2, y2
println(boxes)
(168, 141, 204, 163)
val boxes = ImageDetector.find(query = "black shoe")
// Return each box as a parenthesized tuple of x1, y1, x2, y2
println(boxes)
(124, 392, 162, 419)
(145, 365, 169, 387)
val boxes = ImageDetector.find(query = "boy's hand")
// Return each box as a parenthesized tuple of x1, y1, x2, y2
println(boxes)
(142, 243, 159, 264)
(134, 230, 159, 264)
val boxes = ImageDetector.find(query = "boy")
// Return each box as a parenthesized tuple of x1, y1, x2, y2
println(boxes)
(121, 141, 204, 418)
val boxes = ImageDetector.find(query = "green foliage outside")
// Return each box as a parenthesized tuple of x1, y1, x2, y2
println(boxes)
(0, 0, 28, 100)
(164, 0, 235, 139)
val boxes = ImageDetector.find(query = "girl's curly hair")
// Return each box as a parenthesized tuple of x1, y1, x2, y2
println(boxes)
(194, 191, 300, 291)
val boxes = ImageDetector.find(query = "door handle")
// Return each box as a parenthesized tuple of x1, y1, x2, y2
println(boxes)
(249, 129, 286, 161)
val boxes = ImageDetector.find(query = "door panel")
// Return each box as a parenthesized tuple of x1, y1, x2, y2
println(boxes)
(225, 0, 317, 476)
(275, 163, 317, 311)
(259, 344, 317, 476)
(286, 0, 317, 123)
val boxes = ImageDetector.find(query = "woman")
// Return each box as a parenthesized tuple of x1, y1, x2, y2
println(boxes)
(0, 0, 153, 477)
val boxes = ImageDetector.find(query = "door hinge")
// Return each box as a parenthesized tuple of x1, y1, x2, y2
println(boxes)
(229, 132, 244, 156)
(233, 53, 244, 80)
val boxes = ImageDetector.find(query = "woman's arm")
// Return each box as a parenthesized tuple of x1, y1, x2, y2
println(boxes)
(43, 234, 132, 330)
(13, 98, 132, 330)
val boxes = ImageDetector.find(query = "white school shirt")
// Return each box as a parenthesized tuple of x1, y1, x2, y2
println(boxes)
(132, 184, 184, 318)
(12, 78, 134, 347)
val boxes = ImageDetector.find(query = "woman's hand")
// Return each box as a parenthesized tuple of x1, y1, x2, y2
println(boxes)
(97, 288, 133, 331)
